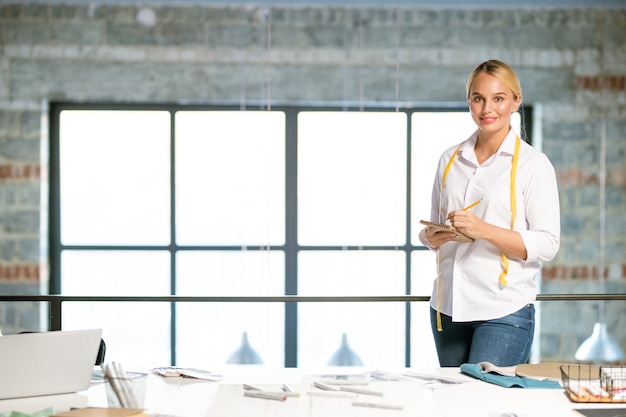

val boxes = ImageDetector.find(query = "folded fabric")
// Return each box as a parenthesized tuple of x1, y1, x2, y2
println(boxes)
(460, 363, 562, 389)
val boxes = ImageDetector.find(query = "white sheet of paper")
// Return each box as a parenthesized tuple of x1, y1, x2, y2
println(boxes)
(208, 381, 430, 417)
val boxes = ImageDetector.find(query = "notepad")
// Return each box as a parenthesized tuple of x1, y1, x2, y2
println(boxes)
(151, 366, 223, 381)
(419, 220, 474, 242)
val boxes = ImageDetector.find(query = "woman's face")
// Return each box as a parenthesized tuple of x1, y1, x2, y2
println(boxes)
(468, 72, 521, 139)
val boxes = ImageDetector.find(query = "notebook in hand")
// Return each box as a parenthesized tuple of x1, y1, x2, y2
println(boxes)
(0, 328, 102, 399)
(419, 220, 474, 242)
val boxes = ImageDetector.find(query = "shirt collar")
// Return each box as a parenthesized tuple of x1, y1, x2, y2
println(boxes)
(460, 128, 518, 163)
(499, 129, 519, 156)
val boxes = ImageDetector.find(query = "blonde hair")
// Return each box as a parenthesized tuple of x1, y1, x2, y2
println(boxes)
(466, 59, 522, 101)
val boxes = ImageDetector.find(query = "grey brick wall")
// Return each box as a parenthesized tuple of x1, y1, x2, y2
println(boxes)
(0, 2, 624, 362)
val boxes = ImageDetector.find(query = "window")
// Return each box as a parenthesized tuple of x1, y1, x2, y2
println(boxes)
(50, 104, 527, 368)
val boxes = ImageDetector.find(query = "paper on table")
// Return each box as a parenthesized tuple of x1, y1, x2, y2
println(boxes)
(303, 371, 370, 385)
(403, 371, 468, 385)
(207, 381, 424, 417)
(151, 367, 222, 381)
(370, 369, 416, 381)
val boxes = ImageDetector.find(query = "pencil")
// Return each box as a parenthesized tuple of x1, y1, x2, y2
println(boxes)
(462, 199, 482, 211)
(307, 390, 357, 398)
(244, 390, 287, 401)
(352, 401, 404, 410)
(339, 386, 384, 396)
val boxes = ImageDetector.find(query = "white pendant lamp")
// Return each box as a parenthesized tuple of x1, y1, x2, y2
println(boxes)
(328, 333, 364, 366)
(227, 332, 264, 365)
(575, 322, 624, 363)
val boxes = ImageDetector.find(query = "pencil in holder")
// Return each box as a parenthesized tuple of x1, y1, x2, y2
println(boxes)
(105, 372, 148, 408)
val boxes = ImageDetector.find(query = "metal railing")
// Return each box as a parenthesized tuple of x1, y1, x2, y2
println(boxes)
(2, 293, 625, 331)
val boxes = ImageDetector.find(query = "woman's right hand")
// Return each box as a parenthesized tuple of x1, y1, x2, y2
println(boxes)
(422, 227, 458, 249)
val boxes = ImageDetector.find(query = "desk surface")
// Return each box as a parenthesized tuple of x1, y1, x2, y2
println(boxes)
(1, 366, 625, 417)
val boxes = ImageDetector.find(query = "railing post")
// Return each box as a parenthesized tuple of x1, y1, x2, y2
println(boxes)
(49, 297, 62, 330)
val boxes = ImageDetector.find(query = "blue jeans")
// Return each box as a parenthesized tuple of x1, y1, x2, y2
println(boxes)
(429, 305, 535, 367)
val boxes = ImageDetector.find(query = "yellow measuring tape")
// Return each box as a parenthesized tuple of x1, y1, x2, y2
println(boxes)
(435, 136, 520, 331)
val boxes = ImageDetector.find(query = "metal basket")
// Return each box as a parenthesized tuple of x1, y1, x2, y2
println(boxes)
(560, 364, 626, 403)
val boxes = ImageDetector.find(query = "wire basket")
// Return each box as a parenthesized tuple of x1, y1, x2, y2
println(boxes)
(560, 364, 626, 403)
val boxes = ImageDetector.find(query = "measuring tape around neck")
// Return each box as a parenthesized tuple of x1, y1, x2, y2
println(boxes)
(435, 135, 520, 331)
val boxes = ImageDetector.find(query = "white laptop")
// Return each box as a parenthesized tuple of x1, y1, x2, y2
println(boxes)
(0, 328, 102, 400)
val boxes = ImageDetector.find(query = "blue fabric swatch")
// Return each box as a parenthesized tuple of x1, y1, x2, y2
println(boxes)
(460, 363, 563, 389)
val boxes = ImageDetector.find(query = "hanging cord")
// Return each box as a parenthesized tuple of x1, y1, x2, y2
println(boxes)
(341, 7, 351, 111)
(358, 22, 364, 112)
(264, 3, 272, 111)
(394, 0, 400, 113)
(264, 1, 273, 358)
(598, 109, 607, 322)
(239, 8, 248, 111)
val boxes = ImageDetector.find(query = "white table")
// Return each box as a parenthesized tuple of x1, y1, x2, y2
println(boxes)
(0, 369, 218, 417)
(1, 366, 625, 417)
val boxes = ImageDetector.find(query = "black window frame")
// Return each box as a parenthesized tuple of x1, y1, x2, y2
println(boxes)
(48, 102, 532, 367)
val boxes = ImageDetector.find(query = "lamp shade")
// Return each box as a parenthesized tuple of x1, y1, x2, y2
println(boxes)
(327, 333, 364, 366)
(575, 322, 624, 363)
(226, 332, 263, 365)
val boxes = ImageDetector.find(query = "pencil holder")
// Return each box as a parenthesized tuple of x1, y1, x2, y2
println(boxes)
(105, 372, 148, 408)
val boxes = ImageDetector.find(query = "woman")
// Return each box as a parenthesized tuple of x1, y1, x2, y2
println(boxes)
(419, 59, 560, 367)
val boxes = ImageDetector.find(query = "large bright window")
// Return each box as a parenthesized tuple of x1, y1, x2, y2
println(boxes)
(59, 110, 171, 245)
(298, 112, 406, 245)
(50, 104, 527, 368)
(175, 111, 286, 246)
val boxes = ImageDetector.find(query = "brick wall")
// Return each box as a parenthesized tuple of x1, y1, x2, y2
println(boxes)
(0, 2, 624, 361)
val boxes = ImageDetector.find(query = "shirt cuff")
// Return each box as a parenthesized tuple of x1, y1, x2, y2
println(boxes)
(518, 230, 537, 262)
(419, 228, 437, 251)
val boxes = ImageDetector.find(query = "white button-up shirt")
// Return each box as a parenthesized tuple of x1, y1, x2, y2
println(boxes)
(421, 129, 560, 322)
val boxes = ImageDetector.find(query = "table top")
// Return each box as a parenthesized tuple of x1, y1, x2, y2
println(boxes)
(1, 366, 625, 417)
